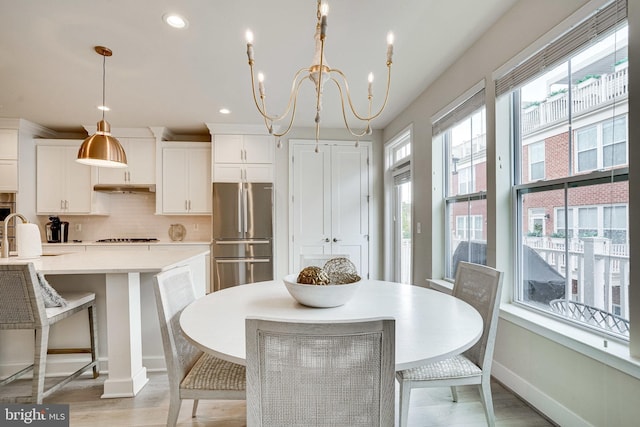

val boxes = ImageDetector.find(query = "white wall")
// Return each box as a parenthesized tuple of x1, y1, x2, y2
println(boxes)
(382, 0, 640, 425)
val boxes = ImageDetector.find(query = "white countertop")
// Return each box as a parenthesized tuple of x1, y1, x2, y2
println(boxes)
(0, 247, 210, 274)
(41, 240, 211, 246)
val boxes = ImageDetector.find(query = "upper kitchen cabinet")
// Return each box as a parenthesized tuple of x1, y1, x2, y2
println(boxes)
(160, 142, 211, 214)
(97, 137, 155, 185)
(213, 134, 274, 182)
(36, 141, 108, 215)
(0, 129, 18, 192)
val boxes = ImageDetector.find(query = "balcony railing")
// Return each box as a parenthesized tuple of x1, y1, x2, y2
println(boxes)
(524, 236, 629, 336)
(522, 65, 628, 134)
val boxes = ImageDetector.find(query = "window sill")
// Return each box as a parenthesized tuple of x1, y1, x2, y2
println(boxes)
(500, 303, 640, 380)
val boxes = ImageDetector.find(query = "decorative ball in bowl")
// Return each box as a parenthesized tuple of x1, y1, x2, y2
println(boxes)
(283, 273, 361, 308)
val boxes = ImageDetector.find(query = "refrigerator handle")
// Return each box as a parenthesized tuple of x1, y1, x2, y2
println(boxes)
(237, 185, 243, 234)
(243, 187, 249, 233)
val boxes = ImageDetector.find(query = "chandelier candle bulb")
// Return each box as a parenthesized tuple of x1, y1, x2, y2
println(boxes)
(258, 73, 265, 97)
(387, 32, 394, 64)
(368, 73, 374, 97)
(246, 30, 254, 63)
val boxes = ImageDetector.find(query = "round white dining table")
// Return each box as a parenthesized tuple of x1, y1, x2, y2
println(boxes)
(180, 279, 483, 371)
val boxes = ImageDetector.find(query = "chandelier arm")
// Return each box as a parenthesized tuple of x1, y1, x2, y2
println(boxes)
(271, 76, 309, 138)
(248, 63, 311, 123)
(329, 78, 370, 138)
(330, 64, 392, 122)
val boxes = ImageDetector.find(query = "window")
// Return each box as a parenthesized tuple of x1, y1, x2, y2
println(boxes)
(497, 0, 629, 338)
(576, 115, 627, 172)
(456, 214, 483, 240)
(528, 141, 545, 181)
(385, 129, 412, 284)
(433, 85, 486, 279)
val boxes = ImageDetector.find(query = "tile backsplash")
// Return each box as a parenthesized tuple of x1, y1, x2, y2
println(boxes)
(36, 193, 211, 243)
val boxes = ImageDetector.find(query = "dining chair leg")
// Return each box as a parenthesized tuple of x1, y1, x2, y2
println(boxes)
(451, 385, 458, 402)
(32, 325, 50, 404)
(478, 380, 496, 427)
(398, 380, 411, 427)
(192, 399, 199, 417)
(167, 392, 181, 427)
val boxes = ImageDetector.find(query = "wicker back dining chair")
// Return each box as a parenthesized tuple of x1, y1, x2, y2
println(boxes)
(396, 261, 504, 427)
(0, 263, 98, 404)
(153, 265, 246, 427)
(245, 317, 396, 427)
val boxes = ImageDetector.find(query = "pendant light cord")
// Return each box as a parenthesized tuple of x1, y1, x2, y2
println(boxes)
(101, 53, 106, 122)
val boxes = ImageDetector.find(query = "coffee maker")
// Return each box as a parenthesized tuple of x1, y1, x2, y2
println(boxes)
(46, 216, 69, 243)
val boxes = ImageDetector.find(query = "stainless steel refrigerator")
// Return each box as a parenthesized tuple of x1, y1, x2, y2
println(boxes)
(211, 182, 273, 291)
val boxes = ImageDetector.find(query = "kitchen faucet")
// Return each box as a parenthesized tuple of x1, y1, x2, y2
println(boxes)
(1, 213, 28, 258)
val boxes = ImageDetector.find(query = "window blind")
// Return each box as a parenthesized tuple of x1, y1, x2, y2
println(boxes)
(495, 0, 627, 97)
(432, 89, 485, 137)
(393, 167, 411, 185)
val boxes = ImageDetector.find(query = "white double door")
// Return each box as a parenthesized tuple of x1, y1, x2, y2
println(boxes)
(290, 141, 370, 278)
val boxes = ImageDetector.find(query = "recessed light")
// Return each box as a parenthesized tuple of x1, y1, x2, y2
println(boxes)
(219, 108, 231, 114)
(163, 13, 188, 29)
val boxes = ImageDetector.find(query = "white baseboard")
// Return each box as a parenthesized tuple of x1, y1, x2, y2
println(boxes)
(492, 360, 592, 427)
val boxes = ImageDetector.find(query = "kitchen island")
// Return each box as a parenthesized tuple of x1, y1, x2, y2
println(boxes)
(0, 248, 209, 398)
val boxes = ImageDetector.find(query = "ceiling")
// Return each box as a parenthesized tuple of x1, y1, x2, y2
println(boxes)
(0, 0, 518, 137)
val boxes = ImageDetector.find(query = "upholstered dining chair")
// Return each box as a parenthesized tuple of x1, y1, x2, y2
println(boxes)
(245, 317, 395, 427)
(396, 261, 504, 427)
(0, 263, 99, 404)
(153, 265, 246, 427)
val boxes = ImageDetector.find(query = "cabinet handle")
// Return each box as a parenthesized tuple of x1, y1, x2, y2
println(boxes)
(325, 238, 330, 242)
(188, 200, 192, 210)
(185, 200, 188, 211)
(60, 200, 64, 210)
(333, 238, 340, 242)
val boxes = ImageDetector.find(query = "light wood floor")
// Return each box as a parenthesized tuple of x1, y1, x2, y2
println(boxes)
(2, 372, 555, 426)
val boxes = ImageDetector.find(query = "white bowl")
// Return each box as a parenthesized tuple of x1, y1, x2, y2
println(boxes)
(283, 274, 361, 308)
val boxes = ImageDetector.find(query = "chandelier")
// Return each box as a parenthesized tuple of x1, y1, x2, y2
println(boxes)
(245, 0, 394, 150)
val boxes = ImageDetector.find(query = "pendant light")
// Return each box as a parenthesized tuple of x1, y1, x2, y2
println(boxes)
(77, 46, 127, 168)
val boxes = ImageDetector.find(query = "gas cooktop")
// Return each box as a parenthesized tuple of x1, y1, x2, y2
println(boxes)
(95, 238, 159, 243)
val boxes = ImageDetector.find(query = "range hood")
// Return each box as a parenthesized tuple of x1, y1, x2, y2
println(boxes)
(93, 184, 156, 194)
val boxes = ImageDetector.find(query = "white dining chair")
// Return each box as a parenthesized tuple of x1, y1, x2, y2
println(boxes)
(396, 261, 504, 427)
(0, 263, 99, 404)
(246, 317, 396, 427)
(154, 265, 246, 427)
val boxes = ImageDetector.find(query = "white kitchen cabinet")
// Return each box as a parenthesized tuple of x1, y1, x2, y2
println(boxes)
(162, 144, 211, 214)
(0, 161, 17, 192)
(212, 134, 274, 182)
(213, 163, 273, 182)
(0, 129, 18, 192)
(36, 142, 108, 215)
(97, 137, 155, 184)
